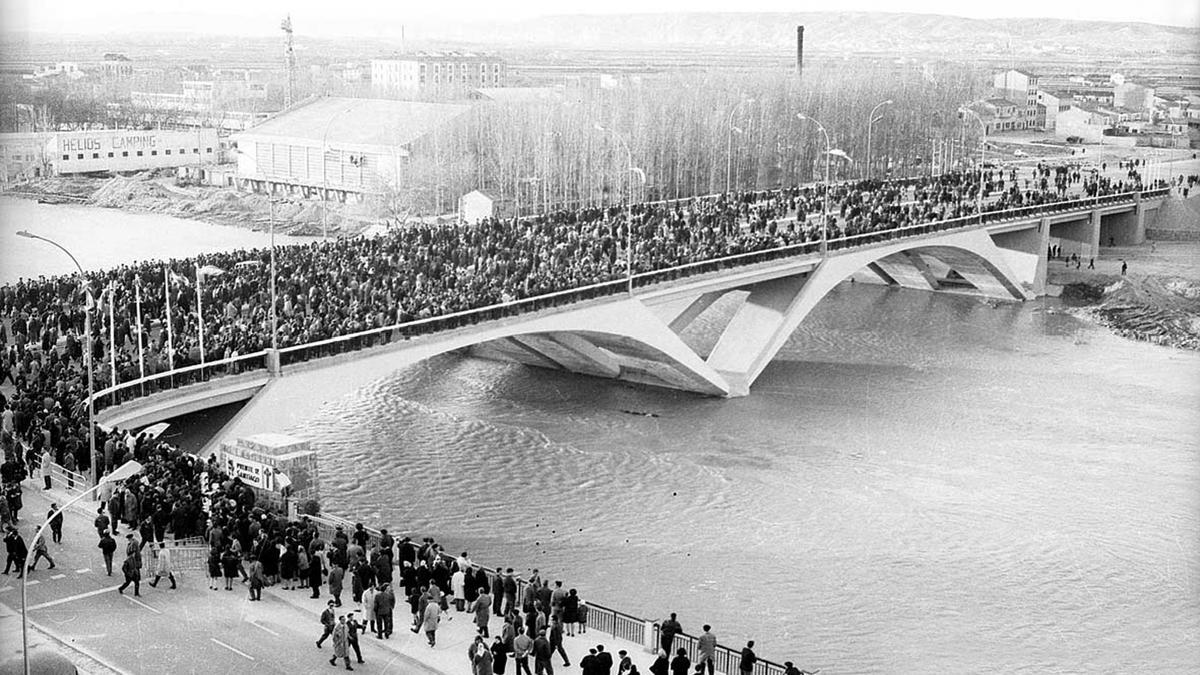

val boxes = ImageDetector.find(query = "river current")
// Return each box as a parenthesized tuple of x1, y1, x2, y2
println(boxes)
(3, 200, 1197, 673)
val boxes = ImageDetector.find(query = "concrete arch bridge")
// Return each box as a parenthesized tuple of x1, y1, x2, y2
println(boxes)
(89, 190, 1166, 445)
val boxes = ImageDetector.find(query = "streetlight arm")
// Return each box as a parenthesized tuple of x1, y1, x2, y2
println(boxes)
(16, 231, 84, 276)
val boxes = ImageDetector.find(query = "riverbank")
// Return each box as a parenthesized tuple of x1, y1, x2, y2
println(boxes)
(1048, 240, 1200, 351)
(6, 173, 387, 237)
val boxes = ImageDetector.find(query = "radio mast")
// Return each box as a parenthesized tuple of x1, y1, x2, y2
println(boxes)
(281, 15, 295, 109)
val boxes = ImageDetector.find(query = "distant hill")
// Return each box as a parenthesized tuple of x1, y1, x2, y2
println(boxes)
(411, 12, 1199, 56)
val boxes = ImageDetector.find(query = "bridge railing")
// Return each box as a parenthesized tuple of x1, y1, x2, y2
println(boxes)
(88, 189, 1153, 416)
(90, 350, 270, 413)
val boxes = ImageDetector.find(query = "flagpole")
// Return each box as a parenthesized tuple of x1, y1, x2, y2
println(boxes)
(163, 265, 175, 384)
(196, 265, 205, 365)
(135, 277, 145, 396)
(107, 282, 116, 395)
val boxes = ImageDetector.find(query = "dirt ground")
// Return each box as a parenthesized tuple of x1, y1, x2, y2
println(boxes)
(1048, 239, 1200, 350)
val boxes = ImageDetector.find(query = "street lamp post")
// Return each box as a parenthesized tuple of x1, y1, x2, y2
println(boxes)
(726, 97, 755, 193)
(797, 114, 833, 255)
(865, 99, 893, 179)
(320, 104, 355, 243)
(15, 231, 97, 488)
(958, 106, 987, 219)
(268, 199, 280, 352)
(20, 460, 143, 675)
(595, 124, 643, 294)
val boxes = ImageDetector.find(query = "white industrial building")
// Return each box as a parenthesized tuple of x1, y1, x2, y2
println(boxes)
(1, 128, 220, 181)
(54, 128, 220, 175)
(230, 96, 469, 198)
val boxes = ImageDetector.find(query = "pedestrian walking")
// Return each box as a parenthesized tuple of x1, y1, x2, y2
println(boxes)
(473, 587, 493, 637)
(491, 568, 505, 616)
(329, 562, 345, 606)
(649, 649, 668, 675)
(207, 547, 222, 590)
(532, 629, 553, 675)
(117, 551, 141, 596)
(98, 531, 116, 576)
(491, 635, 509, 675)
(221, 546, 239, 591)
(26, 532, 54, 571)
(346, 612, 365, 664)
(40, 449, 51, 490)
(549, 617, 570, 668)
(659, 612, 682, 657)
(374, 581, 395, 639)
(695, 625, 717, 675)
(361, 583, 377, 636)
(308, 547, 324, 598)
(329, 615, 353, 671)
(148, 542, 176, 589)
(739, 640, 757, 675)
(1121, 260, 1128, 275)
(512, 629, 533, 675)
(422, 593, 441, 646)
(93, 504, 110, 535)
(562, 589, 579, 636)
(247, 555, 264, 600)
(669, 648, 690, 675)
(474, 636, 496, 675)
(317, 600, 337, 648)
(47, 504, 63, 544)
(595, 645, 613, 674)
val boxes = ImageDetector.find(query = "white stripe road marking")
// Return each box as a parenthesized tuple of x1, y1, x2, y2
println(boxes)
(28, 586, 122, 611)
(123, 595, 162, 614)
(50, 574, 66, 580)
(249, 620, 279, 637)
(76, 568, 91, 574)
(26, 580, 39, 586)
(211, 638, 255, 661)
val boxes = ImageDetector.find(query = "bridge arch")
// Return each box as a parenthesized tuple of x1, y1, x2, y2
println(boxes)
(702, 228, 1031, 395)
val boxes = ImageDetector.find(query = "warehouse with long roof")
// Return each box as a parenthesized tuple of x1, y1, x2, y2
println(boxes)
(231, 96, 470, 199)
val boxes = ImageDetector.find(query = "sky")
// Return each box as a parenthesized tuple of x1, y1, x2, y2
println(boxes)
(3, 0, 1197, 37)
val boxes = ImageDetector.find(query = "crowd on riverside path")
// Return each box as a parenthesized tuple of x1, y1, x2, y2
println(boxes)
(0, 161, 1178, 673)
(0, 425, 820, 675)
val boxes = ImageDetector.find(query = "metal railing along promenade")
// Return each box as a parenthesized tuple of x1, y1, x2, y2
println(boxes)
(296, 514, 792, 671)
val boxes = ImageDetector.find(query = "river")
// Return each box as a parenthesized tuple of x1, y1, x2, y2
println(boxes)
(0, 197, 320, 282)
(4, 199, 1197, 673)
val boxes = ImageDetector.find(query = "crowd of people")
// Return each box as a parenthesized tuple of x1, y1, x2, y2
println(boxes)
(0, 160, 1182, 673)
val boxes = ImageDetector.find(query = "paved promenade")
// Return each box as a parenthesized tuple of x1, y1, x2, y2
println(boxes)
(0, 482, 671, 675)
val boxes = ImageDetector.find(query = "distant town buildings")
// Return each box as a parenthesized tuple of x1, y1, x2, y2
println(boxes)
(371, 52, 507, 97)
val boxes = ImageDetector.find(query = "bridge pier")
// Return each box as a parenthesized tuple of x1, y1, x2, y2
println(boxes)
(1100, 204, 1146, 246)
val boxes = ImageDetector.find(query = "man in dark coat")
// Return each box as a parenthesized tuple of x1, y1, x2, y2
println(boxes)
(3, 526, 27, 578)
(595, 645, 613, 675)
(491, 567, 505, 615)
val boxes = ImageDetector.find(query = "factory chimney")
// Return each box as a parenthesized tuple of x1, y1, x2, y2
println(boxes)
(796, 25, 805, 75)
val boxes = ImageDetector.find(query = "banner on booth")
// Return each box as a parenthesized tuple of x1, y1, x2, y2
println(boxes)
(223, 454, 274, 491)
